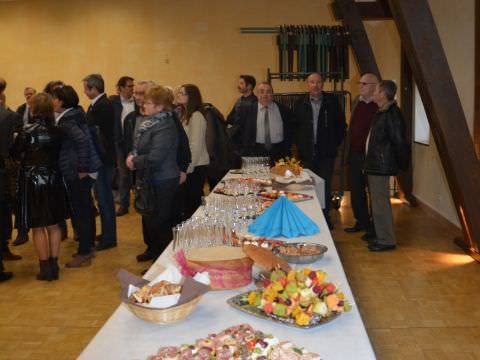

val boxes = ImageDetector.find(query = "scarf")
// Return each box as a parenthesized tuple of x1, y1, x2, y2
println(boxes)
(132, 111, 173, 156)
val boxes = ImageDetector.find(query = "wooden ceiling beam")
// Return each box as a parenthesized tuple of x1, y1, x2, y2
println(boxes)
(331, 0, 392, 21)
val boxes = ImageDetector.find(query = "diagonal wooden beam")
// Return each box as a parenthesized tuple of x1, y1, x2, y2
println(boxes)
(475, 0, 480, 159)
(388, 0, 480, 255)
(333, 0, 381, 77)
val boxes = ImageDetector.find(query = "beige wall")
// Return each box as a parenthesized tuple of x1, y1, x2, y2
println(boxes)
(1, 0, 346, 114)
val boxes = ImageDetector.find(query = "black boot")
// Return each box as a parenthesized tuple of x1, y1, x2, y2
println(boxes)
(36, 260, 52, 281)
(49, 257, 59, 280)
(12, 229, 29, 246)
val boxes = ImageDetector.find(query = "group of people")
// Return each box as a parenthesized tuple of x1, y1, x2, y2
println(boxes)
(0, 71, 408, 283)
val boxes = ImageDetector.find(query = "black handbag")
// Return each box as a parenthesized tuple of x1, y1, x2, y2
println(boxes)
(134, 168, 155, 216)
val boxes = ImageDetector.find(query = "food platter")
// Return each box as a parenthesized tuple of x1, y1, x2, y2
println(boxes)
(227, 292, 341, 329)
(227, 268, 350, 330)
(257, 190, 314, 202)
(273, 243, 328, 264)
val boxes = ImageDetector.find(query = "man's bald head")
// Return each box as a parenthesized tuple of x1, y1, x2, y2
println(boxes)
(358, 73, 380, 99)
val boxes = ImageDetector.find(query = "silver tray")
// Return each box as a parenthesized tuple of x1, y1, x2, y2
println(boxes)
(273, 243, 328, 264)
(227, 292, 341, 329)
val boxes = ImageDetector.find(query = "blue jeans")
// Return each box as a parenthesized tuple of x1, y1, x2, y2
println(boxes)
(95, 165, 117, 245)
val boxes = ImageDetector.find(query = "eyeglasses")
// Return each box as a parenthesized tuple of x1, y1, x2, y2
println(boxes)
(357, 82, 377, 86)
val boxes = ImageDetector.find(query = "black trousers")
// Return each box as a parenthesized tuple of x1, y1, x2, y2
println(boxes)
(347, 152, 371, 230)
(310, 156, 336, 217)
(66, 177, 96, 255)
(0, 200, 11, 253)
(184, 166, 207, 220)
(252, 142, 286, 165)
(142, 178, 178, 258)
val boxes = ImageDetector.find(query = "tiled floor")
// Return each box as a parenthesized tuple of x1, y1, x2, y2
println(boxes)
(0, 194, 479, 359)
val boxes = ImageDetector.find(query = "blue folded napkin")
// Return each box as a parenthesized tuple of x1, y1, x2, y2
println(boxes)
(248, 196, 319, 238)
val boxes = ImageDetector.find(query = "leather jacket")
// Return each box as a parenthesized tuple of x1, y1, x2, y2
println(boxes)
(12, 119, 61, 169)
(364, 101, 409, 176)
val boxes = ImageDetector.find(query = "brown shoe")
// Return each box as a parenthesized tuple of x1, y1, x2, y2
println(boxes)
(1, 250, 22, 261)
(71, 248, 95, 259)
(65, 254, 92, 268)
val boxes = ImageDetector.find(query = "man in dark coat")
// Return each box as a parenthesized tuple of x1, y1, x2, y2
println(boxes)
(293, 72, 346, 229)
(110, 76, 135, 216)
(365, 80, 409, 252)
(16, 87, 36, 125)
(83, 74, 117, 251)
(230, 81, 292, 163)
(0, 96, 23, 281)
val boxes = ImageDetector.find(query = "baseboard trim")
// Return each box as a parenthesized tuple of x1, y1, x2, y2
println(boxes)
(415, 198, 462, 236)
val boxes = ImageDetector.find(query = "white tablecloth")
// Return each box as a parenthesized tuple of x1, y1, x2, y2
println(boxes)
(79, 179, 375, 360)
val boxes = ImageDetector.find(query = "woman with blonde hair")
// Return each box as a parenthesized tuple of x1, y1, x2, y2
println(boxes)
(176, 84, 209, 219)
(126, 85, 179, 260)
(12, 93, 68, 280)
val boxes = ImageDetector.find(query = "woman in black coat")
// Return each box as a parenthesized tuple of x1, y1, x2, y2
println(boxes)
(126, 85, 179, 261)
(12, 93, 68, 280)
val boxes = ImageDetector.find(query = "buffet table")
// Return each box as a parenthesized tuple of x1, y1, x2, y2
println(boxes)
(79, 175, 376, 360)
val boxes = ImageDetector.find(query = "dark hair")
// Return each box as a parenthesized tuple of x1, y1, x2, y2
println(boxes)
(43, 80, 64, 95)
(378, 80, 397, 101)
(52, 85, 79, 109)
(30, 93, 54, 123)
(240, 75, 256, 90)
(83, 74, 105, 93)
(0, 78, 6, 93)
(117, 76, 134, 88)
(181, 84, 204, 125)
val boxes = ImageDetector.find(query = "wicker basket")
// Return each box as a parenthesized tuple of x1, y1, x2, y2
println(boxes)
(125, 295, 202, 324)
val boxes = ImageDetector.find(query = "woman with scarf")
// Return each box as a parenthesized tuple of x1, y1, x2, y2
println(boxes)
(126, 85, 179, 261)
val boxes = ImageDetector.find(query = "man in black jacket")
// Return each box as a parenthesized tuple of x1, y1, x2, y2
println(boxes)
(83, 74, 117, 251)
(111, 76, 135, 216)
(230, 82, 292, 163)
(0, 98, 24, 281)
(365, 80, 408, 252)
(226, 75, 257, 126)
(16, 87, 36, 125)
(293, 73, 346, 229)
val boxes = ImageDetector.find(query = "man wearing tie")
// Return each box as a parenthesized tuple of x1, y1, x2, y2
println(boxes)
(110, 76, 135, 216)
(232, 81, 291, 163)
(83, 74, 117, 251)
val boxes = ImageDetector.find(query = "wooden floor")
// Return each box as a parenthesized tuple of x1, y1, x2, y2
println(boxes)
(0, 194, 479, 360)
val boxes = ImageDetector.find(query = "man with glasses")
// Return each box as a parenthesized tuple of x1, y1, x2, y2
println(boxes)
(344, 73, 379, 237)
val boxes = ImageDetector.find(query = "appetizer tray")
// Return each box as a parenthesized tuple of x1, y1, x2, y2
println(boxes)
(257, 190, 314, 202)
(227, 292, 340, 329)
(273, 243, 328, 264)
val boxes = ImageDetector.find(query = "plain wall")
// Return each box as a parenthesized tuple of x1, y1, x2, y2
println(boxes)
(0, 0, 345, 114)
